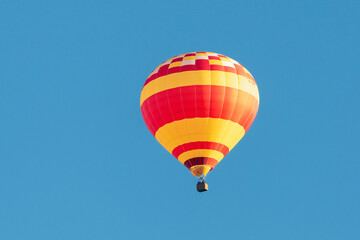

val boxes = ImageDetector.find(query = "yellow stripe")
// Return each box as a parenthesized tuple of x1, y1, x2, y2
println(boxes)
(220, 57, 230, 62)
(209, 60, 223, 65)
(154, 118, 245, 154)
(183, 56, 195, 60)
(169, 61, 181, 68)
(177, 149, 224, 164)
(140, 70, 259, 106)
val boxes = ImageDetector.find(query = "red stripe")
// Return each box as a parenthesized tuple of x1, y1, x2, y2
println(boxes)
(195, 59, 210, 70)
(222, 66, 235, 74)
(141, 85, 258, 135)
(172, 57, 183, 62)
(208, 56, 221, 60)
(210, 65, 224, 71)
(168, 66, 181, 74)
(172, 141, 230, 159)
(180, 65, 196, 71)
(183, 157, 219, 170)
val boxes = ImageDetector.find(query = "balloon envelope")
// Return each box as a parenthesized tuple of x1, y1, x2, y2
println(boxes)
(140, 52, 259, 177)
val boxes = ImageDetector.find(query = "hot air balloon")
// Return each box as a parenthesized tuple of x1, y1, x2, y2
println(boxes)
(140, 52, 259, 192)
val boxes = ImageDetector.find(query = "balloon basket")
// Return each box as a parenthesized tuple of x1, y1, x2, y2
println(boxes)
(197, 182, 208, 192)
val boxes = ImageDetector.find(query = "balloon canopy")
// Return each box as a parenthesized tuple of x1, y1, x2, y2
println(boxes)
(140, 52, 259, 179)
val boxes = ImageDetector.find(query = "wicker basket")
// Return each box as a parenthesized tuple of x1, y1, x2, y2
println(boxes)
(197, 182, 208, 192)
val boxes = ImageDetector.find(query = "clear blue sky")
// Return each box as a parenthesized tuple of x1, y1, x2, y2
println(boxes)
(1, 1, 359, 239)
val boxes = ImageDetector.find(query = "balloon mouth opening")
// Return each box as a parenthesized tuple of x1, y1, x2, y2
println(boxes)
(190, 165, 212, 177)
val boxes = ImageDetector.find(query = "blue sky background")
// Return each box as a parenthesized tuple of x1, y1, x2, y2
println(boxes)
(1, 1, 359, 239)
